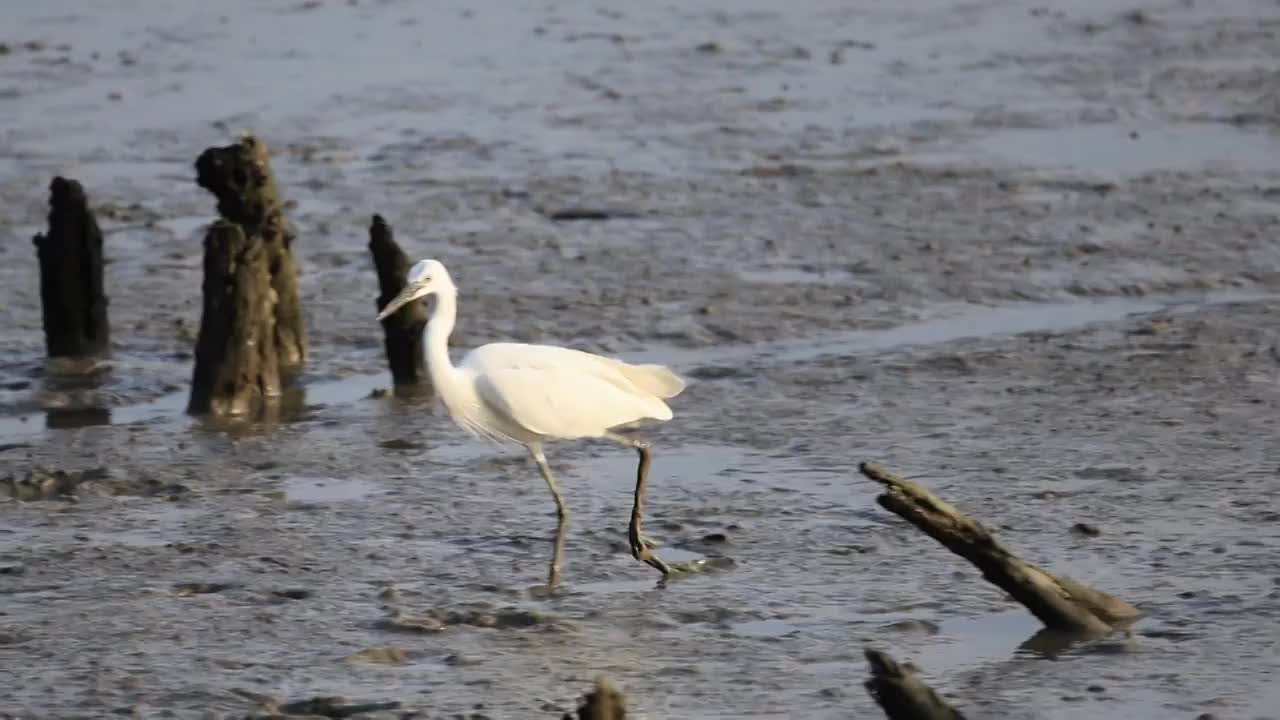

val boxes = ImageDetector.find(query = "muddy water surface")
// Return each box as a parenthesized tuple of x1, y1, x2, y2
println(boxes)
(3, 0, 1280, 718)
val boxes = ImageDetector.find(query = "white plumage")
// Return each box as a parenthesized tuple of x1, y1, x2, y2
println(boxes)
(376, 258, 684, 587)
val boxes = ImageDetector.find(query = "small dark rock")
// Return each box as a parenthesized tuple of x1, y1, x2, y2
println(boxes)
(695, 41, 720, 54)
(378, 438, 422, 451)
(173, 582, 236, 596)
(540, 207, 642, 222)
(277, 696, 402, 718)
(688, 365, 743, 380)
(272, 589, 312, 600)
(1072, 522, 1102, 537)
(701, 532, 728, 544)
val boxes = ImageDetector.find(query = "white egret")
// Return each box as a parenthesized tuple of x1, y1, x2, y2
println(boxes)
(376, 259, 686, 587)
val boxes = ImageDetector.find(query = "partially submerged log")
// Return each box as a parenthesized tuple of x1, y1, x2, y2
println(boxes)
(187, 222, 281, 415)
(859, 462, 1140, 636)
(194, 133, 306, 369)
(562, 676, 626, 720)
(368, 214, 429, 390)
(864, 649, 965, 720)
(32, 177, 110, 358)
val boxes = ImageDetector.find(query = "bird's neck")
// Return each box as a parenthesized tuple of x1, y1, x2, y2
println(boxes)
(425, 287, 461, 394)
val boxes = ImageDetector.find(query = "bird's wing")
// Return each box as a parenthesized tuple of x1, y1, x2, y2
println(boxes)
(463, 343, 685, 398)
(473, 365, 674, 440)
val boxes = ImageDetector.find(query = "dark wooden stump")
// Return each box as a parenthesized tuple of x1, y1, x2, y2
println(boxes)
(194, 133, 306, 369)
(32, 177, 110, 358)
(368, 214, 430, 390)
(864, 649, 966, 720)
(562, 676, 626, 720)
(187, 222, 281, 416)
(859, 462, 1141, 636)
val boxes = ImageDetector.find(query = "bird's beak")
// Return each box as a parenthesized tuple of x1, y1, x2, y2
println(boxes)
(376, 285, 420, 321)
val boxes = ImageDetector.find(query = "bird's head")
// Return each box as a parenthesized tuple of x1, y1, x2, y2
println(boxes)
(376, 258, 452, 321)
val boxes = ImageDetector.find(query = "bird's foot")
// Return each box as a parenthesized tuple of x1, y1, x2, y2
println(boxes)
(628, 527, 672, 576)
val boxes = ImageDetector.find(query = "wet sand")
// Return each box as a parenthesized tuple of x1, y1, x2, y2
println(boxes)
(3, 0, 1280, 718)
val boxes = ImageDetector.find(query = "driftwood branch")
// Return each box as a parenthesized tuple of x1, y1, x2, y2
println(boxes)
(194, 133, 306, 369)
(864, 649, 965, 720)
(562, 676, 626, 720)
(368, 214, 430, 390)
(32, 177, 110, 358)
(860, 462, 1140, 635)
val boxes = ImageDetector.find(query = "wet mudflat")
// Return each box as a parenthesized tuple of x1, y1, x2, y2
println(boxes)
(2, 0, 1280, 718)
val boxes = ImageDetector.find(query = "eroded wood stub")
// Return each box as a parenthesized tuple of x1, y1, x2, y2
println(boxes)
(368, 214, 429, 389)
(32, 177, 110, 358)
(864, 649, 966, 720)
(859, 461, 1139, 635)
(563, 676, 626, 720)
(187, 222, 281, 416)
(194, 134, 306, 368)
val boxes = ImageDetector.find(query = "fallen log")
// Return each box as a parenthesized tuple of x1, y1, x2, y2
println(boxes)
(859, 462, 1140, 636)
(864, 649, 965, 720)
(562, 676, 626, 720)
(32, 177, 110, 358)
(368, 214, 430, 391)
(194, 133, 306, 369)
(187, 222, 281, 415)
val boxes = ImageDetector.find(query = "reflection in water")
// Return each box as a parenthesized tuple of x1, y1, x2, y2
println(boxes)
(45, 406, 112, 429)
(193, 383, 313, 437)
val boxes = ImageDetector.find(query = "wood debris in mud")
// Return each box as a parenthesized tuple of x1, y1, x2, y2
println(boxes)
(563, 676, 626, 720)
(367, 214, 430, 392)
(864, 649, 966, 720)
(187, 221, 282, 415)
(32, 177, 110, 358)
(196, 133, 306, 366)
(859, 461, 1141, 637)
(188, 134, 305, 416)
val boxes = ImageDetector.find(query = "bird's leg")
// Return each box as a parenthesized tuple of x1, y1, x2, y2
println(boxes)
(529, 444, 569, 589)
(626, 440, 673, 577)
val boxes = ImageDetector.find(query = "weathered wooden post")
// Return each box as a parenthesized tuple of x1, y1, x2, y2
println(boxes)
(368, 214, 430, 391)
(187, 134, 303, 415)
(187, 222, 281, 415)
(32, 177, 110, 358)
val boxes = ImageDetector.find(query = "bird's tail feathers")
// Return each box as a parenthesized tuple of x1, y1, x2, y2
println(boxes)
(620, 363, 686, 399)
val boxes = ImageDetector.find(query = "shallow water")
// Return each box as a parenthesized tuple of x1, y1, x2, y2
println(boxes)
(3, 0, 1280, 718)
